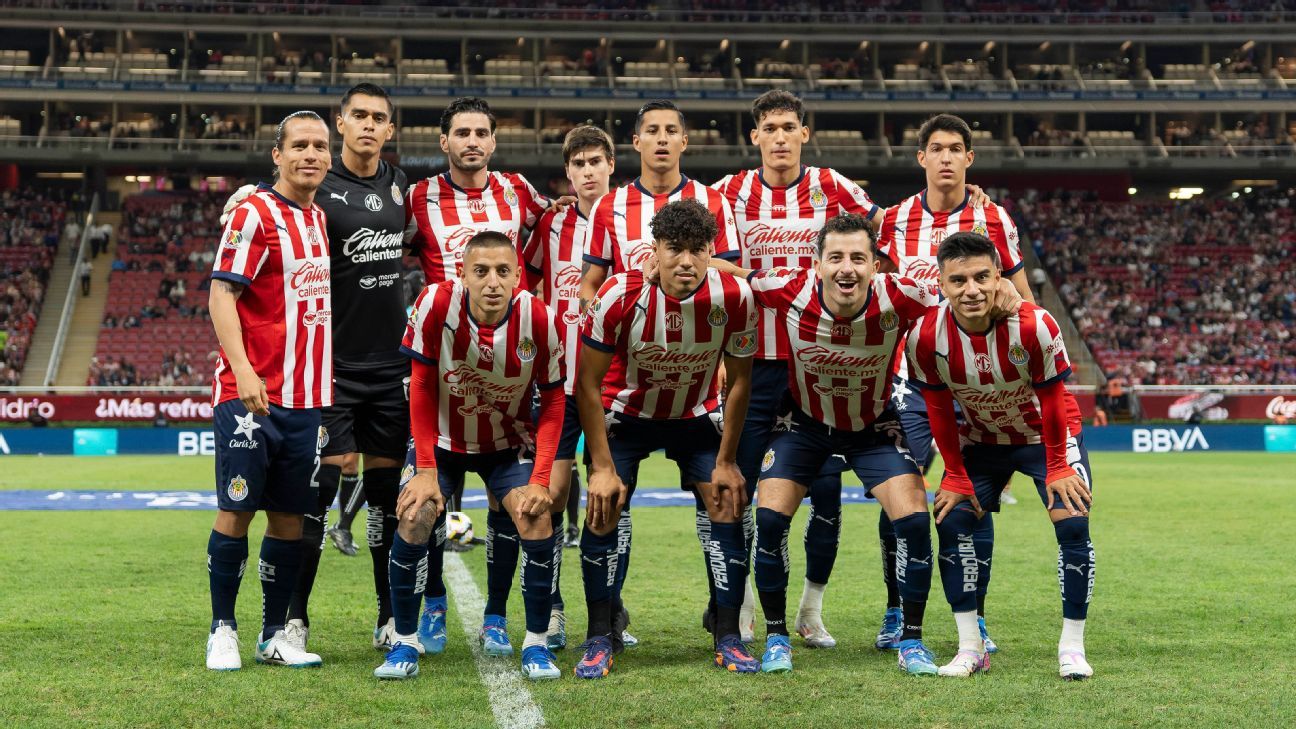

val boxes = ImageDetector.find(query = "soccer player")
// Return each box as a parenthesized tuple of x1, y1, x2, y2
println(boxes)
(574, 199, 758, 678)
(872, 113, 1034, 653)
(375, 231, 567, 681)
(712, 89, 881, 647)
(907, 232, 1094, 680)
(402, 97, 557, 656)
(204, 110, 332, 671)
(522, 124, 617, 652)
(276, 83, 413, 656)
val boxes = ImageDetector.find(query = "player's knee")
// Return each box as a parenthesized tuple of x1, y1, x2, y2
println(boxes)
(1053, 515, 1090, 545)
(399, 502, 438, 544)
(936, 502, 978, 540)
(756, 506, 793, 537)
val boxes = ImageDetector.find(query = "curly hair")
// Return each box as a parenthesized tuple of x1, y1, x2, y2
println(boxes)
(650, 199, 716, 253)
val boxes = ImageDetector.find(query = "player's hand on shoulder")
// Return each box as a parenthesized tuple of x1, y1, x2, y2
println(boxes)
(397, 470, 445, 522)
(547, 195, 578, 212)
(989, 278, 1023, 318)
(219, 184, 257, 226)
(966, 184, 990, 209)
(1045, 471, 1091, 516)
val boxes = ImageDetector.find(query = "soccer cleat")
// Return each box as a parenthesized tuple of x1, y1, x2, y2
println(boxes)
(795, 614, 837, 649)
(614, 606, 638, 650)
(418, 600, 447, 655)
(205, 623, 241, 671)
(255, 630, 323, 668)
(547, 608, 567, 651)
(284, 619, 309, 651)
(563, 523, 580, 549)
(480, 615, 513, 657)
(326, 526, 359, 556)
(521, 645, 562, 681)
(1000, 490, 1019, 505)
(373, 617, 397, 651)
(374, 642, 420, 680)
(573, 636, 614, 679)
(896, 639, 938, 676)
(875, 607, 903, 650)
(979, 617, 999, 654)
(761, 635, 793, 674)
(1059, 650, 1093, 680)
(938, 649, 990, 678)
(714, 634, 760, 673)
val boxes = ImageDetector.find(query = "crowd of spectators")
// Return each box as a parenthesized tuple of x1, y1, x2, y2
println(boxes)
(1015, 187, 1296, 386)
(0, 187, 65, 386)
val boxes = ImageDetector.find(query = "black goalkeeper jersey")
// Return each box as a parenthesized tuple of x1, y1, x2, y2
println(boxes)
(317, 155, 409, 370)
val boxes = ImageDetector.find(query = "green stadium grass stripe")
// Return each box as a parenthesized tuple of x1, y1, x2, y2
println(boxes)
(444, 551, 546, 729)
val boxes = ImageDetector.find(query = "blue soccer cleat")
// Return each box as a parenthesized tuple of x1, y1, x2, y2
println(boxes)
(480, 615, 513, 657)
(419, 598, 448, 655)
(374, 642, 421, 680)
(875, 607, 903, 650)
(761, 634, 793, 674)
(897, 638, 938, 676)
(714, 634, 760, 673)
(979, 617, 999, 654)
(573, 636, 614, 679)
(521, 645, 562, 681)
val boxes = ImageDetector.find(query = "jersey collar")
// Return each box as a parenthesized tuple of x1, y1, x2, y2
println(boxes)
(443, 171, 491, 194)
(463, 289, 515, 329)
(815, 272, 873, 322)
(949, 305, 999, 337)
(756, 164, 806, 190)
(258, 182, 307, 211)
(633, 174, 690, 197)
(920, 188, 968, 216)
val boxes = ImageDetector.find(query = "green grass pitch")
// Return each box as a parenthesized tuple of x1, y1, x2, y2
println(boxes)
(1, 452, 1293, 728)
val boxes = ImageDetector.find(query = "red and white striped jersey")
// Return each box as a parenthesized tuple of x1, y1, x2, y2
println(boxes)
(523, 205, 587, 397)
(583, 176, 739, 275)
(581, 269, 758, 419)
(712, 165, 879, 360)
(403, 171, 549, 285)
(211, 184, 332, 410)
(877, 190, 1023, 287)
(747, 268, 937, 431)
(400, 280, 564, 454)
(907, 301, 1082, 446)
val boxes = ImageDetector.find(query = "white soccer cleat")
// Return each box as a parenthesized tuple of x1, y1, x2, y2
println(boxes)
(256, 630, 323, 668)
(1059, 650, 1093, 680)
(795, 614, 838, 649)
(206, 623, 241, 671)
(938, 648, 990, 677)
(373, 617, 397, 651)
(284, 619, 309, 651)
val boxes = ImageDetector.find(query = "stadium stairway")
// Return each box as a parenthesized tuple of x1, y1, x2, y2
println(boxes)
(19, 213, 120, 388)
(1020, 244, 1101, 387)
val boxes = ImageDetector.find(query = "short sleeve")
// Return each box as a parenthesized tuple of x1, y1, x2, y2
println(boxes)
(905, 312, 946, 390)
(723, 278, 760, 358)
(876, 205, 899, 262)
(212, 201, 268, 285)
(399, 285, 443, 365)
(512, 173, 550, 230)
(523, 210, 552, 277)
(989, 205, 1024, 275)
(830, 169, 879, 221)
(402, 181, 425, 250)
(1028, 308, 1072, 387)
(579, 275, 628, 353)
(583, 193, 616, 267)
(711, 193, 741, 261)
(890, 274, 942, 323)
(745, 267, 806, 312)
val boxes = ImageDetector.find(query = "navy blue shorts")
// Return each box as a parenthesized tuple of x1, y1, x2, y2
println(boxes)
(606, 410, 721, 495)
(398, 437, 532, 501)
(214, 400, 322, 514)
(758, 406, 920, 497)
(890, 375, 935, 469)
(737, 359, 847, 490)
(961, 434, 1094, 513)
(531, 393, 582, 462)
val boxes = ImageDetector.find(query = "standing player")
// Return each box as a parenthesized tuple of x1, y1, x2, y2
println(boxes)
(204, 110, 332, 671)
(273, 83, 413, 655)
(574, 200, 758, 678)
(871, 113, 1034, 653)
(711, 90, 880, 647)
(402, 97, 555, 655)
(907, 232, 1094, 679)
(375, 231, 567, 680)
(522, 124, 617, 652)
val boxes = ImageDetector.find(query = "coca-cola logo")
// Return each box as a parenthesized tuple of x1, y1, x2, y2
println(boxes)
(795, 344, 886, 371)
(903, 260, 940, 282)
(341, 227, 403, 257)
(1266, 396, 1296, 421)
(745, 223, 819, 247)
(290, 261, 331, 290)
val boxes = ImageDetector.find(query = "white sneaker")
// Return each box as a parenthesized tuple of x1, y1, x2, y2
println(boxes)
(256, 630, 323, 668)
(206, 623, 241, 671)
(795, 613, 837, 649)
(938, 648, 989, 677)
(284, 619, 309, 651)
(373, 617, 397, 651)
(739, 581, 756, 644)
(1059, 649, 1093, 680)
(1001, 490, 1019, 505)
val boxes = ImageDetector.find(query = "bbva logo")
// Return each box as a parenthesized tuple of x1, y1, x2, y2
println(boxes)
(1131, 427, 1209, 453)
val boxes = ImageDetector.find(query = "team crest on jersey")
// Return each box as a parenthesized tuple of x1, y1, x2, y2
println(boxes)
(222, 230, 245, 250)
(974, 353, 994, 373)
(391, 183, 404, 206)
(400, 463, 415, 486)
(732, 329, 758, 357)
(226, 475, 249, 502)
(760, 449, 776, 472)
(1008, 343, 1029, 366)
(809, 188, 827, 209)
(365, 193, 383, 212)
(317, 426, 329, 451)
(503, 187, 518, 206)
(707, 305, 728, 327)
(665, 311, 684, 332)
(879, 310, 899, 332)
(972, 222, 988, 237)
(516, 337, 537, 362)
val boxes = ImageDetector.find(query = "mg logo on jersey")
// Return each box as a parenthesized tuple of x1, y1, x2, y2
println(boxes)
(468, 198, 487, 215)
(974, 353, 993, 373)
(305, 226, 324, 248)
(831, 323, 853, 338)
(365, 193, 383, 212)
(930, 228, 946, 245)
(665, 311, 684, 331)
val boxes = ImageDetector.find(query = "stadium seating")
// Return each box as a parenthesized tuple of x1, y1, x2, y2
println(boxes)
(0, 188, 65, 386)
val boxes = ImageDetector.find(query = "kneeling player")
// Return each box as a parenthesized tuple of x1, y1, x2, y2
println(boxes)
(574, 199, 758, 677)
(375, 231, 567, 681)
(908, 232, 1094, 680)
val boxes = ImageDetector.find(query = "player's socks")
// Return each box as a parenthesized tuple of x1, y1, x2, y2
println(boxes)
(1060, 617, 1086, 652)
(389, 533, 429, 638)
(549, 513, 565, 610)
(580, 527, 618, 638)
(1054, 517, 1094, 622)
(709, 520, 748, 639)
(484, 510, 521, 617)
(364, 467, 401, 626)
(753, 507, 792, 637)
(258, 536, 303, 642)
(610, 508, 633, 606)
(936, 504, 979, 615)
(519, 534, 557, 639)
(692, 492, 719, 622)
(973, 511, 994, 605)
(891, 512, 933, 642)
(207, 530, 248, 631)
(336, 472, 362, 531)
(565, 464, 581, 528)
(879, 511, 900, 609)
(423, 508, 448, 602)
(803, 502, 841, 586)
(287, 464, 340, 627)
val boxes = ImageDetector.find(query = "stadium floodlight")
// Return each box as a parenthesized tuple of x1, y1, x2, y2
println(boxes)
(1127, 187, 1137, 195)
(1169, 187, 1204, 200)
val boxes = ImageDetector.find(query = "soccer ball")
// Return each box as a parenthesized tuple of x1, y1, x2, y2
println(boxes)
(446, 511, 474, 546)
